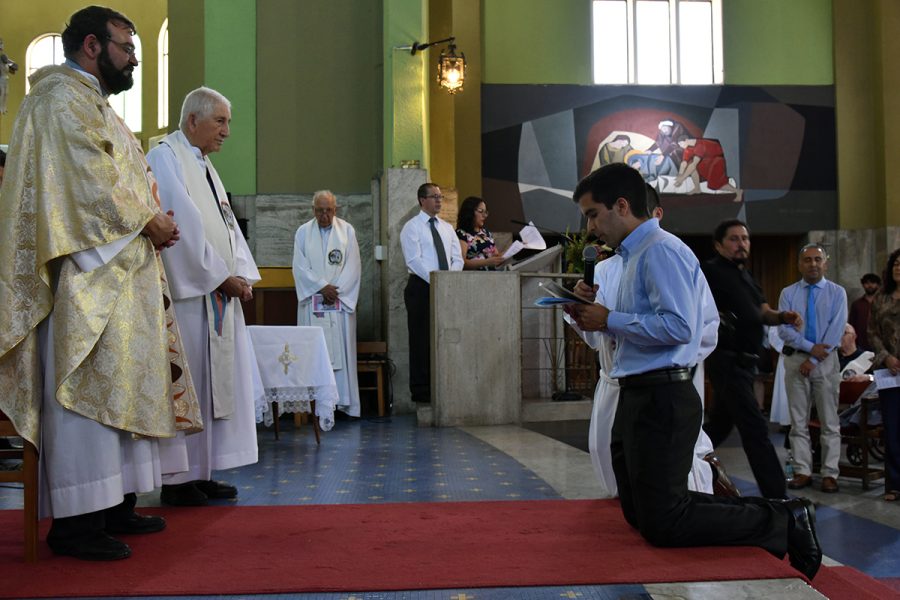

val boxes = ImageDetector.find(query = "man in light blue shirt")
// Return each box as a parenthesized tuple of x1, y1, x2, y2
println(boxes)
(569, 163, 822, 580)
(778, 244, 848, 493)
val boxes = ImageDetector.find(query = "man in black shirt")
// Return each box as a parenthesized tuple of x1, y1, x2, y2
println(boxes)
(702, 220, 802, 499)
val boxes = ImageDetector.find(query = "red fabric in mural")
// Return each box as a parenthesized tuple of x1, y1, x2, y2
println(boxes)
(683, 138, 729, 189)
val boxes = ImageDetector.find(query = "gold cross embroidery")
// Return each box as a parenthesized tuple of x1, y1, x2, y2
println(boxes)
(278, 343, 299, 374)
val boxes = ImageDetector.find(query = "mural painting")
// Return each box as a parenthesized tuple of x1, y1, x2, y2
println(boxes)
(481, 85, 836, 236)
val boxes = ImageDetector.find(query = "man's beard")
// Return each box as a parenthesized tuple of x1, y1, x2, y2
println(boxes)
(98, 47, 134, 95)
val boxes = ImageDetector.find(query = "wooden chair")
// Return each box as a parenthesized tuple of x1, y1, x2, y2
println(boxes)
(838, 380, 884, 490)
(357, 341, 388, 417)
(0, 411, 39, 562)
(809, 380, 885, 490)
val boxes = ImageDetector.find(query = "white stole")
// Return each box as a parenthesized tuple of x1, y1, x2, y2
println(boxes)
(161, 131, 237, 419)
(302, 220, 350, 370)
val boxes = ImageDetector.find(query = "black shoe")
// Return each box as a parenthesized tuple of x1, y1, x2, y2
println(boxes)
(161, 482, 209, 506)
(106, 512, 166, 535)
(780, 497, 822, 580)
(49, 531, 131, 561)
(193, 479, 238, 500)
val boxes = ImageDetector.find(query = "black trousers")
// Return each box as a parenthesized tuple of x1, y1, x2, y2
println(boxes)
(880, 387, 900, 491)
(404, 275, 431, 403)
(47, 493, 136, 545)
(612, 379, 787, 554)
(704, 351, 787, 499)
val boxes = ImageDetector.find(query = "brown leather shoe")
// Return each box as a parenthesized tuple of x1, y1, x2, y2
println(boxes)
(821, 476, 839, 493)
(704, 453, 741, 497)
(787, 474, 813, 489)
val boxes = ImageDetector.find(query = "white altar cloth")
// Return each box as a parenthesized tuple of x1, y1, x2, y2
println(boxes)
(247, 325, 338, 431)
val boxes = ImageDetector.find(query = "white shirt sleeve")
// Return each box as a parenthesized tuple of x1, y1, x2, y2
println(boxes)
(400, 217, 431, 283)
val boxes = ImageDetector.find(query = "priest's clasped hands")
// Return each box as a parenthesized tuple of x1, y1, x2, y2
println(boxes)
(142, 209, 180, 249)
(219, 276, 253, 302)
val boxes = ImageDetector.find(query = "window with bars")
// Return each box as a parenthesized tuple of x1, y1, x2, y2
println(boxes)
(592, 0, 723, 85)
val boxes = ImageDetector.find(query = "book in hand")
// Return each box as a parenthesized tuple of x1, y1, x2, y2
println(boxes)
(312, 294, 342, 312)
(534, 281, 592, 307)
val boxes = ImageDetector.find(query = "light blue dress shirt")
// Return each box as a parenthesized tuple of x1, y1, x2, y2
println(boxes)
(777, 277, 848, 365)
(606, 219, 719, 378)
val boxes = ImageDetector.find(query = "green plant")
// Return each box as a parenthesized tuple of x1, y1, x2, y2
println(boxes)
(563, 228, 592, 274)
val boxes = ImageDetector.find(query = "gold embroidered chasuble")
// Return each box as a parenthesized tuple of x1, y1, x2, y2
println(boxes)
(0, 65, 201, 446)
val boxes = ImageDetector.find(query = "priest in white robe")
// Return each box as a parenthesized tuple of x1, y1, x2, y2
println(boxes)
(292, 190, 362, 417)
(0, 7, 199, 561)
(147, 86, 262, 507)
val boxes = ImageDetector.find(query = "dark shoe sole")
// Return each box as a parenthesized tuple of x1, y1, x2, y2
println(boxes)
(106, 514, 167, 535)
(161, 483, 209, 506)
(194, 480, 238, 500)
(49, 534, 132, 561)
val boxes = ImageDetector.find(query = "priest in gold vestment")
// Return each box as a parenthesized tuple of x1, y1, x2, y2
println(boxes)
(0, 7, 199, 561)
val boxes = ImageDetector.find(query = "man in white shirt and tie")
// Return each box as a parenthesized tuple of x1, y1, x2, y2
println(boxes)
(400, 183, 464, 403)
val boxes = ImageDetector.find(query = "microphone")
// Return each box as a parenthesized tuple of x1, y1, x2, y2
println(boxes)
(582, 245, 599, 288)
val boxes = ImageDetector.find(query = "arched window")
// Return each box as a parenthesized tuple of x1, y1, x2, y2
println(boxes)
(25, 34, 64, 93)
(592, 0, 723, 84)
(158, 19, 169, 129)
(107, 34, 142, 133)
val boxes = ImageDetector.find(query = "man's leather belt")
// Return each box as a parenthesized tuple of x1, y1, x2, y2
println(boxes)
(620, 367, 692, 389)
(782, 347, 809, 357)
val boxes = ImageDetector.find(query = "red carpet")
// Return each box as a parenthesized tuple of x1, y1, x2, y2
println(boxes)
(1, 499, 802, 598)
(812, 567, 900, 599)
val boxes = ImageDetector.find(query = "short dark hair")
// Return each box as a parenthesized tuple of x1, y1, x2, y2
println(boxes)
(713, 219, 749, 244)
(645, 184, 660, 213)
(62, 6, 136, 60)
(0, 149, 6, 168)
(883, 249, 900, 295)
(572, 163, 649, 217)
(456, 196, 484, 234)
(417, 182, 438, 201)
(860, 273, 881, 285)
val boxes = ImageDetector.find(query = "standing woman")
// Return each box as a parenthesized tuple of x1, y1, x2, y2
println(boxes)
(456, 196, 505, 270)
(870, 247, 900, 502)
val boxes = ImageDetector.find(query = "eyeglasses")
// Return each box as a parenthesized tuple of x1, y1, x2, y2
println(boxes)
(425, 194, 443, 200)
(475, 209, 489, 216)
(106, 37, 138, 58)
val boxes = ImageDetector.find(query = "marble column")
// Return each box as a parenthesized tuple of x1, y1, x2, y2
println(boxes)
(384, 168, 427, 413)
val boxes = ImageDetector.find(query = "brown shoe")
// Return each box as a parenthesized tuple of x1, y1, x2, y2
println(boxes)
(787, 474, 813, 489)
(821, 476, 839, 493)
(704, 453, 741, 497)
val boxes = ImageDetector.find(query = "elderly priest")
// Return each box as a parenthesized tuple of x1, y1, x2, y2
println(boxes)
(292, 190, 362, 418)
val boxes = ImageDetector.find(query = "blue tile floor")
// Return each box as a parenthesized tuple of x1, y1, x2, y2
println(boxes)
(2, 414, 899, 599)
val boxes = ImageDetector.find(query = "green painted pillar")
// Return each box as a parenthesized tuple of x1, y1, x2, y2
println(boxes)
(168, 0, 256, 195)
(384, 0, 429, 173)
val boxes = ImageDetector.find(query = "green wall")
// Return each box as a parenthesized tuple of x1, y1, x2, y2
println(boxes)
(205, 0, 256, 195)
(481, 0, 834, 86)
(256, 0, 383, 194)
(384, 0, 428, 171)
(723, 0, 833, 85)
(482, 0, 592, 84)
(169, 0, 255, 195)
